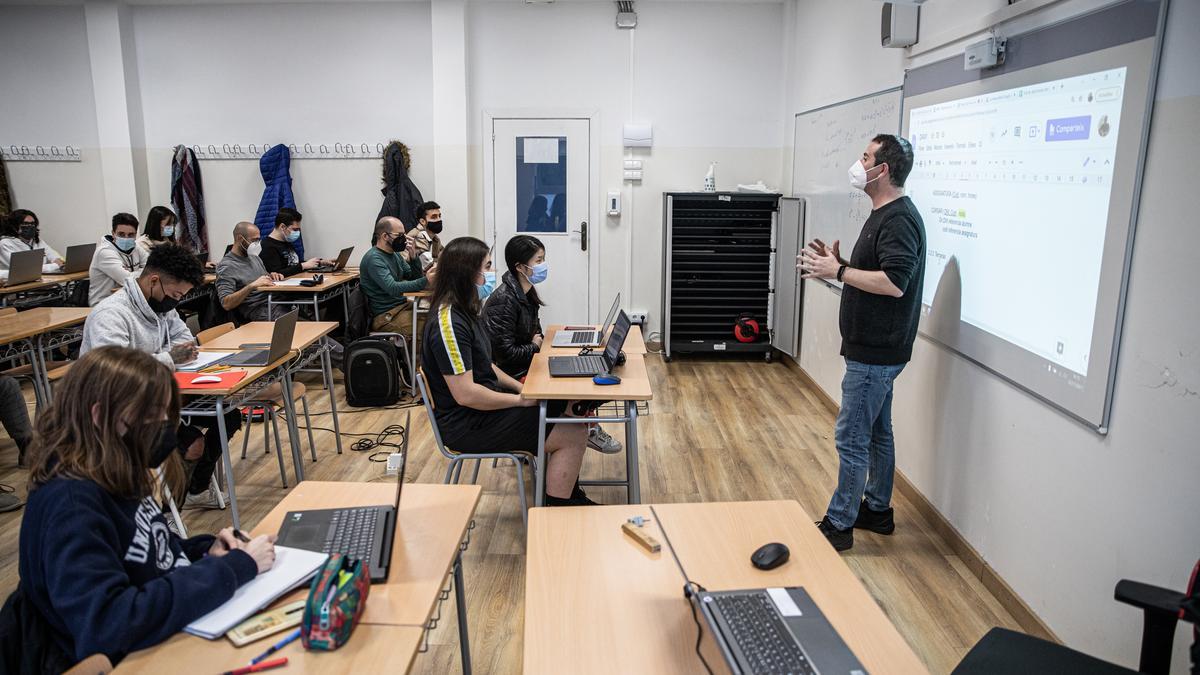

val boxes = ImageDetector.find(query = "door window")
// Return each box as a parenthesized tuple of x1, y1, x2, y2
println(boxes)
(516, 136, 567, 233)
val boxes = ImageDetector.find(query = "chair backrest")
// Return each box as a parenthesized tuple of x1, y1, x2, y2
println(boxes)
(415, 370, 457, 460)
(195, 321, 234, 346)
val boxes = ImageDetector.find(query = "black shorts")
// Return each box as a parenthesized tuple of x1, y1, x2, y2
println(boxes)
(437, 400, 569, 454)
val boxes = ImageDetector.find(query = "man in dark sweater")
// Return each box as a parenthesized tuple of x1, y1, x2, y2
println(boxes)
(259, 208, 328, 278)
(798, 134, 925, 552)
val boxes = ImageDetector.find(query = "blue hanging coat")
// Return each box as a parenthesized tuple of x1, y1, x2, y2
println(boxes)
(254, 144, 304, 258)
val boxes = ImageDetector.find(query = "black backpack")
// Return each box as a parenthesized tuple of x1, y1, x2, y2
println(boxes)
(343, 336, 402, 407)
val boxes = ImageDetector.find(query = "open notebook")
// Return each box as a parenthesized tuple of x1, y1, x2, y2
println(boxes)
(184, 546, 327, 640)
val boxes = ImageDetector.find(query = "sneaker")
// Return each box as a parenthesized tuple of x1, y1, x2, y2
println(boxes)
(184, 488, 224, 510)
(816, 517, 853, 552)
(0, 487, 22, 513)
(853, 500, 895, 535)
(587, 426, 622, 454)
(545, 493, 599, 507)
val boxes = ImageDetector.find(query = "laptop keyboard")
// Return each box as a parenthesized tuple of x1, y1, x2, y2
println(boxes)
(570, 330, 597, 343)
(714, 592, 815, 675)
(561, 355, 607, 375)
(323, 508, 377, 564)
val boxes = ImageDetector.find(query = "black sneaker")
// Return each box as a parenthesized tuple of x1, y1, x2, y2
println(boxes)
(816, 517, 853, 552)
(853, 500, 895, 535)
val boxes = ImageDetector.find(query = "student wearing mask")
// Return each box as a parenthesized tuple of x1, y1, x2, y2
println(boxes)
(481, 235, 621, 454)
(15, 346, 276, 668)
(89, 213, 147, 306)
(81, 244, 243, 509)
(360, 216, 434, 343)
(258, 208, 327, 278)
(410, 201, 444, 265)
(0, 209, 65, 272)
(216, 221, 281, 324)
(136, 205, 179, 256)
(422, 237, 594, 506)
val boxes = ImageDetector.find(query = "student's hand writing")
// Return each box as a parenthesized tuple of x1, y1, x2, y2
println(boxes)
(209, 528, 243, 556)
(169, 341, 199, 364)
(251, 275, 275, 289)
(244, 534, 277, 574)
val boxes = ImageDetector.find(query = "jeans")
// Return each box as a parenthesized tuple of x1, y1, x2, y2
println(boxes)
(824, 358, 906, 530)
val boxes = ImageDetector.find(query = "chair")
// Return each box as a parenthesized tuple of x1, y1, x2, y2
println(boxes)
(416, 371, 536, 528)
(954, 570, 1198, 675)
(195, 323, 317, 488)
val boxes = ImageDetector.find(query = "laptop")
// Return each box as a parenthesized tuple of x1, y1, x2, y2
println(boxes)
(551, 293, 621, 348)
(61, 243, 96, 274)
(652, 505, 867, 675)
(4, 249, 43, 287)
(549, 310, 631, 378)
(214, 310, 298, 367)
(313, 246, 354, 273)
(275, 411, 408, 583)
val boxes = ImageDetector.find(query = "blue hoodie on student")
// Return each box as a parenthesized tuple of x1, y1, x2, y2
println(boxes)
(18, 478, 258, 664)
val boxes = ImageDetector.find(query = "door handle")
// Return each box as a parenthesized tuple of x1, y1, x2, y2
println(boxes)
(571, 221, 588, 251)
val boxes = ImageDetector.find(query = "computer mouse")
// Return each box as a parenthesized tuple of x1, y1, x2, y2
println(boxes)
(190, 375, 223, 384)
(751, 542, 790, 570)
(593, 374, 622, 385)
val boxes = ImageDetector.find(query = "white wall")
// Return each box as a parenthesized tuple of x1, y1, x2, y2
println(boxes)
(131, 1, 434, 258)
(467, 1, 785, 332)
(791, 0, 1200, 670)
(0, 5, 107, 248)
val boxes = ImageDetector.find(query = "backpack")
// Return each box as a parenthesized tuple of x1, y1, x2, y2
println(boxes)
(0, 585, 75, 674)
(343, 336, 402, 407)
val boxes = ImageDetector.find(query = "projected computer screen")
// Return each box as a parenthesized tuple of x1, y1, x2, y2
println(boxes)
(908, 67, 1126, 376)
(901, 0, 1163, 430)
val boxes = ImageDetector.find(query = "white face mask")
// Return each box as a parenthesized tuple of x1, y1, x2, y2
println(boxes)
(247, 241, 262, 257)
(848, 160, 884, 191)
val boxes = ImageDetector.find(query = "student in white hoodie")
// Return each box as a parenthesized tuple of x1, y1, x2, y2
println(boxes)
(0, 210, 65, 273)
(88, 213, 147, 306)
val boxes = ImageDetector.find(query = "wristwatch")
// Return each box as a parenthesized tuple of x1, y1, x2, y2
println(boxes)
(837, 264, 848, 282)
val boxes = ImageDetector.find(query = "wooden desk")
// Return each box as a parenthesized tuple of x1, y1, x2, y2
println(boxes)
(116, 482, 482, 674)
(0, 306, 90, 405)
(200, 320, 345, 461)
(524, 501, 928, 675)
(0, 270, 88, 306)
(264, 270, 360, 321)
(403, 290, 432, 396)
(521, 353, 652, 506)
(539, 324, 647, 355)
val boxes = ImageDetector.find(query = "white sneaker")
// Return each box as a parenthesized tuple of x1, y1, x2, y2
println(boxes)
(184, 487, 224, 510)
(587, 426, 623, 454)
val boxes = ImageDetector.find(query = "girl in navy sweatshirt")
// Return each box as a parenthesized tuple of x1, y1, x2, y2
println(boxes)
(16, 346, 276, 666)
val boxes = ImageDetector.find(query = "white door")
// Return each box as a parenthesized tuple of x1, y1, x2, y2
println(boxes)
(490, 118, 591, 325)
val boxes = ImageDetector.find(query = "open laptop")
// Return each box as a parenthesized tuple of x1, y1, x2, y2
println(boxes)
(313, 246, 354, 273)
(551, 293, 621, 348)
(275, 411, 408, 583)
(3, 249, 44, 287)
(213, 310, 298, 367)
(61, 243, 96, 274)
(549, 310, 631, 378)
(652, 505, 867, 675)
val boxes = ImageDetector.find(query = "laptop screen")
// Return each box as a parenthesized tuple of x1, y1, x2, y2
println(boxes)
(604, 311, 631, 364)
(599, 293, 621, 334)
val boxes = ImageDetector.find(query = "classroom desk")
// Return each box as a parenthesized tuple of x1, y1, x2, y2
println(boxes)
(538, 324, 647, 355)
(0, 270, 88, 307)
(200, 320, 344, 458)
(177, 272, 217, 305)
(524, 500, 928, 675)
(264, 269, 359, 321)
(521, 352, 652, 507)
(402, 290, 432, 396)
(116, 482, 482, 675)
(0, 306, 90, 405)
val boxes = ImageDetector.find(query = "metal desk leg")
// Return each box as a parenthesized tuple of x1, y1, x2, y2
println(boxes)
(454, 552, 472, 675)
(410, 302, 419, 396)
(30, 338, 50, 406)
(534, 401, 548, 507)
(625, 401, 641, 504)
(214, 398, 241, 529)
(311, 295, 320, 321)
(279, 370, 306, 482)
(321, 339, 344, 454)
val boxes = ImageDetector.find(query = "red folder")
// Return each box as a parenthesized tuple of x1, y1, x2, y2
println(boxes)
(174, 371, 248, 390)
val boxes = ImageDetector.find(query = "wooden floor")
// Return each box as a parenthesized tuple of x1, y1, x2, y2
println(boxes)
(0, 355, 1022, 674)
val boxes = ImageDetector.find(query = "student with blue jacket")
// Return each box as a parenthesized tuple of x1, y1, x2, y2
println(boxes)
(13, 346, 276, 666)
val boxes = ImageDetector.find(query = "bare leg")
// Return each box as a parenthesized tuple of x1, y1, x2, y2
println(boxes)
(543, 420, 587, 499)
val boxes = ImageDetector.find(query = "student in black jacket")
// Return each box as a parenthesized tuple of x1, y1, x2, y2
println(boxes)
(258, 208, 328, 278)
(15, 346, 276, 666)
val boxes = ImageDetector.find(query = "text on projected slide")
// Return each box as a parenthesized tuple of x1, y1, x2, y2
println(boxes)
(907, 67, 1127, 377)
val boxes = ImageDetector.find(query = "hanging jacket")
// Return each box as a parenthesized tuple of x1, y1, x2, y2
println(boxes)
(480, 271, 543, 378)
(0, 154, 11, 216)
(170, 145, 209, 255)
(376, 141, 424, 231)
(254, 144, 304, 258)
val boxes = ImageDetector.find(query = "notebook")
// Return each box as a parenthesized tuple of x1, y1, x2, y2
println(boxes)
(175, 351, 237, 372)
(184, 545, 328, 640)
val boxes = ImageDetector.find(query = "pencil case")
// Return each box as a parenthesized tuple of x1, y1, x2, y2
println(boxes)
(300, 553, 370, 651)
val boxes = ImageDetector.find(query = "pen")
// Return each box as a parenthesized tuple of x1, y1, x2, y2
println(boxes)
(233, 529, 252, 544)
(223, 657, 288, 675)
(249, 628, 301, 665)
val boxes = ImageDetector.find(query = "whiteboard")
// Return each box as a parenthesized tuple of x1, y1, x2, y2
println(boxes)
(790, 88, 902, 287)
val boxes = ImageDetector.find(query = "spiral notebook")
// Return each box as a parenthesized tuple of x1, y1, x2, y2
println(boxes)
(184, 546, 328, 640)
